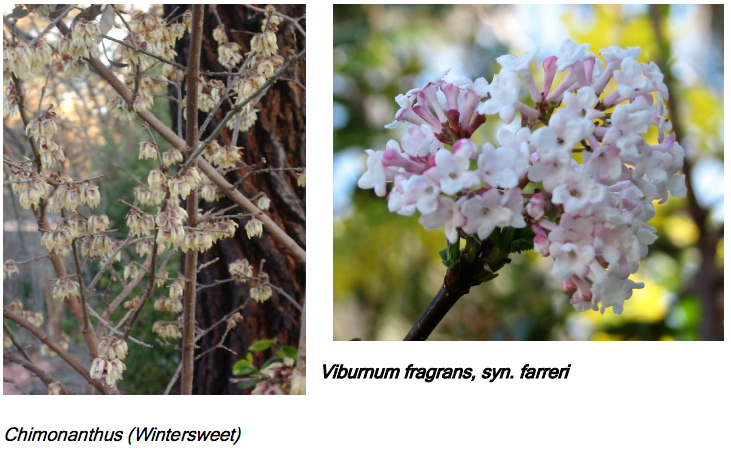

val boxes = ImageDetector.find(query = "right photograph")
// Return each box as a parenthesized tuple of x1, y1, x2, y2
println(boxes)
(333, 4, 723, 341)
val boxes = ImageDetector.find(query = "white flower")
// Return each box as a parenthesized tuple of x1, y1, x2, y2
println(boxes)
(427, 148, 479, 195)
(461, 188, 525, 240)
(478, 69, 521, 123)
(496, 47, 538, 73)
(418, 197, 465, 244)
(641, 62, 670, 100)
(357, 149, 387, 197)
(603, 98, 651, 158)
(477, 141, 527, 189)
(612, 57, 653, 99)
(591, 276, 644, 315)
(401, 174, 440, 214)
(599, 45, 640, 63)
(401, 124, 443, 157)
(556, 39, 595, 71)
(550, 243, 595, 281)
(552, 172, 606, 216)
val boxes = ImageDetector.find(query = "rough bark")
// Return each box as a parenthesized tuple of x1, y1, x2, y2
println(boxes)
(167, 4, 306, 394)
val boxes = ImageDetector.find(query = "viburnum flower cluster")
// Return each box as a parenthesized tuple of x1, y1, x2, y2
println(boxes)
(358, 40, 686, 315)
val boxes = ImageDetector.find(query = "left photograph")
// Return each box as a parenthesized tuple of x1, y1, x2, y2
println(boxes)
(3, 4, 306, 395)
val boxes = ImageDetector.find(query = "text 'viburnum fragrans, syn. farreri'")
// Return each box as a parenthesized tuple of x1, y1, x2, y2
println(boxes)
(357, 39, 686, 315)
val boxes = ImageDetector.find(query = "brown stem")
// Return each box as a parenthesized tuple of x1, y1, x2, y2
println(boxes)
(403, 282, 470, 341)
(3, 308, 106, 394)
(3, 320, 32, 362)
(404, 240, 497, 341)
(180, 4, 205, 395)
(290, 300, 306, 395)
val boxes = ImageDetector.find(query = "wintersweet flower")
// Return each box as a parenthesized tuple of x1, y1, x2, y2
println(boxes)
(245, 218, 263, 238)
(356, 40, 686, 315)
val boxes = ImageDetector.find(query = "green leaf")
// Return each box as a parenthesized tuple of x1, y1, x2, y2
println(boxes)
(248, 339, 276, 351)
(260, 356, 279, 369)
(233, 360, 256, 376)
(246, 352, 253, 363)
(438, 248, 448, 262)
(238, 381, 258, 390)
(441, 258, 459, 268)
(510, 226, 535, 254)
(282, 345, 298, 361)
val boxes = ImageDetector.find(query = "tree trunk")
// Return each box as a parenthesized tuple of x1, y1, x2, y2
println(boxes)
(167, 4, 306, 394)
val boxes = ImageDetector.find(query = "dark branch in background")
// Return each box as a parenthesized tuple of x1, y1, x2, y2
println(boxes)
(649, 5, 723, 341)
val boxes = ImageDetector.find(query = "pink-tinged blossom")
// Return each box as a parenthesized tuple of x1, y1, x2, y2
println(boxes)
(427, 148, 480, 195)
(532, 110, 594, 161)
(477, 141, 528, 189)
(552, 172, 606, 216)
(478, 69, 521, 123)
(590, 275, 644, 315)
(641, 62, 669, 101)
(357, 41, 687, 316)
(401, 124, 443, 157)
(400, 174, 440, 214)
(556, 39, 595, 71)
(541, 56, 558, 95)
(387, 175, 416, 216)
(452, 138, 479, 159)
(419, 197, 465, 243)
(550, 242, 595, 281)
(526, 193, 545, 220)
(561, 86, 604, 120)
(381, 140, 427, 173)
(497, 48, 541, 102)
(357, 149, 388, 197)
(461, 188, 525, 240)
(603, 98, 651, 158)
(599, 45, 641, 63)
(609, 57, 653, 102)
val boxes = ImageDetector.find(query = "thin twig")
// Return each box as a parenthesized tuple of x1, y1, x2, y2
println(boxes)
(3, 320, 32, 362)
(3, 308, 106, 394)
(4, 351, 76, 395)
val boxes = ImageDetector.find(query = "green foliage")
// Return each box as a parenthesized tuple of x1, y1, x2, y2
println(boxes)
(232, 339, 298, 388)
(248, 339, 276, 352)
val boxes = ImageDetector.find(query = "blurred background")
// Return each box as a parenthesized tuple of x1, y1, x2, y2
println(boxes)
(333, 4, 724, 341)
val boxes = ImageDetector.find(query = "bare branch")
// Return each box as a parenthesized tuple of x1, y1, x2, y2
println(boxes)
(3, 308, 106, 394)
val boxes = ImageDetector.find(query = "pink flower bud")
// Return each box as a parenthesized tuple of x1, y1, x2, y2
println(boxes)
(541, 56, 558, 95)
(527, 193, 545, 220)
